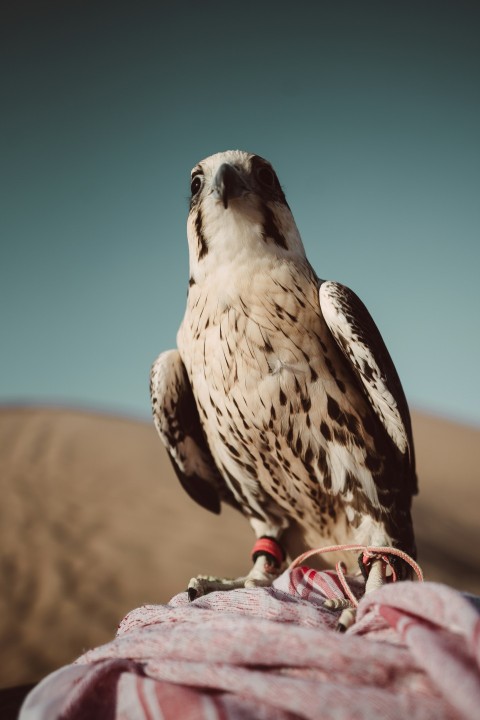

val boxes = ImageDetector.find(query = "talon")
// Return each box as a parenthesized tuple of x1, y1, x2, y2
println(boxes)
(323, 598, 351, 610)
(337, 607, 357, 631)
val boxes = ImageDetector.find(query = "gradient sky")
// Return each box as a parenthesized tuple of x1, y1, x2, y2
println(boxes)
(1, 0, 479, 426)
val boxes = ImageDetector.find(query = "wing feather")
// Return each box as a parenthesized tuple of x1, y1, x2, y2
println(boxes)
(150, 349, 238, 513)
(319, 281, 417, 491)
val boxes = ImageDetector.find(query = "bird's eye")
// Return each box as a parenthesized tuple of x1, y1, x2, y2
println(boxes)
(191, 175, 203, 196)
(256, 165, 276, 187)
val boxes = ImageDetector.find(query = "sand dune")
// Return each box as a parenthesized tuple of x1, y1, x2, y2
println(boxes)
(0, 406, 478, 688)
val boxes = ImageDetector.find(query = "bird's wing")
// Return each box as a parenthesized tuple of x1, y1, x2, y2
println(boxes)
(319, 280, 417, 489)
(150, 349, 237, 513)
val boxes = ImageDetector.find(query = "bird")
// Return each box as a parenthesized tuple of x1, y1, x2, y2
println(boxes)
(150, 150, 417, 628)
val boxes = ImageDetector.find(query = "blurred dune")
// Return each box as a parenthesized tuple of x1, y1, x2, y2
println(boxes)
(0, 406, 478, 688)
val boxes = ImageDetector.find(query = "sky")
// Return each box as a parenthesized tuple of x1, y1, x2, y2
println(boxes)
(1, 0, 479, 426)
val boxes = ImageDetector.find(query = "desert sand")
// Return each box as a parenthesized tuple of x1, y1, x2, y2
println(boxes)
(0, 406, 478, 688)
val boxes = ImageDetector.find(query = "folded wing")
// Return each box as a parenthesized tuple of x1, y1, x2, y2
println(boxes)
(150, 350, 239, 513)
(319, 280, 417, 494)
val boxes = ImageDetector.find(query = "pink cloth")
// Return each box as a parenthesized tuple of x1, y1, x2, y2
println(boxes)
(20, 568, 480, 719)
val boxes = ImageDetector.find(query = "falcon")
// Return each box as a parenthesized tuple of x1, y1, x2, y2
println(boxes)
(150, 150, 417, 627)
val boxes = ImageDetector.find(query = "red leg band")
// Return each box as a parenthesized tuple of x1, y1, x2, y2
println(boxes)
(251, 537, 285, 568)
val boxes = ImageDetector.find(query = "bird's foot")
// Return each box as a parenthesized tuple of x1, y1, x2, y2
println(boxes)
(187, 567, 279, 601)
(187, 575, 245, 601)
(336, 607, 357, 632)
(187, 537, 285, 601)
(332, 551, 414, 630)
(327, 555, 387, 631)
(322, 598, 357, 631)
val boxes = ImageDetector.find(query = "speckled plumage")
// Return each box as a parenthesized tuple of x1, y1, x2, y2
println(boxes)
(150, 150, 417, 587)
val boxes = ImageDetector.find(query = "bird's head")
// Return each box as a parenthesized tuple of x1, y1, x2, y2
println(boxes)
(186, 150, 306, 283)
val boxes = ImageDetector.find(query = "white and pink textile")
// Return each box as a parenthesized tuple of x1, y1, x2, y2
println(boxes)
(20, 567, 480, 719)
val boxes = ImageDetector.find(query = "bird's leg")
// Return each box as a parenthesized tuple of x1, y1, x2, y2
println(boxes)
(336, 556, 387, 632)
(364, 556, 388, 594)
(187, 532, 285, 601)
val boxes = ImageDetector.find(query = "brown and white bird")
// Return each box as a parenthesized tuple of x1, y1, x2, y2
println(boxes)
(150, 150, 417, 625)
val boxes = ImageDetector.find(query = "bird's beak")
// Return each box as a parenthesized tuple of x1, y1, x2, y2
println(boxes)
(213, 163, 248, 209)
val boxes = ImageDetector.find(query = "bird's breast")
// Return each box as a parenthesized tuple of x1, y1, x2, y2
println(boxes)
(179, 281, 352, 452)
(178, 273, 382, 529)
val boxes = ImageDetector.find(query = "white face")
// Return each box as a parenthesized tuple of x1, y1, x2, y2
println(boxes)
(186, 150, 306, 281)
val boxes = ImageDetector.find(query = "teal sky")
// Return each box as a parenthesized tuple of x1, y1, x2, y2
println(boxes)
(1, 0, 479, 425)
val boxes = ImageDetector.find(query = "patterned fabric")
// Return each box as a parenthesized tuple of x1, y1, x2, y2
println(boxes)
(20, 568, 480, 720)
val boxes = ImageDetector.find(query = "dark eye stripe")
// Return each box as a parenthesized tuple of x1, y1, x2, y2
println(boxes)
(261, 202, 288, 250)
(195, 208, 208, 260)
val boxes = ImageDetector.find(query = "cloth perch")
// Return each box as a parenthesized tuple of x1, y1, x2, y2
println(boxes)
(20, 567, 480, 719)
